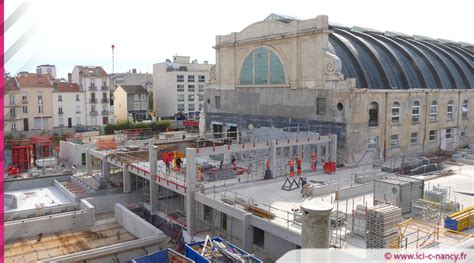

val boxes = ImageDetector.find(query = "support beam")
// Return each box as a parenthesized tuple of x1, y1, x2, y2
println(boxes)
(330, 134, 337, 162)
(269, 140, 277, 178)
(86, 149, 92, 175)
(242, 213, 254, 253)
(186, 148, 197, 236)
(316, 144, 322, 164)
(123, 169, 131, 193)
(102, 160, 110, 182)
(148, 140, 159, 214)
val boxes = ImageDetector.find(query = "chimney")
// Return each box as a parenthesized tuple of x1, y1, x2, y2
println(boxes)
(67, 73, 72, 83)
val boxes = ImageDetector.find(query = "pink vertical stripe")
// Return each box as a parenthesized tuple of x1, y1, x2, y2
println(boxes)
(0, 0, 5, 261)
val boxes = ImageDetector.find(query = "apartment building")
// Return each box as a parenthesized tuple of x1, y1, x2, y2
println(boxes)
(71, 66, 113, 127)
(4, 78, 23, 132)
(153, 56, 213, 118)
(113, 85, 150, 122)
(36, 64, 57, 79)
(52, 82, 86, 128)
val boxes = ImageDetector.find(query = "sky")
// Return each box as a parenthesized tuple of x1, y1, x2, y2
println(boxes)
(5, 0, 474, 79)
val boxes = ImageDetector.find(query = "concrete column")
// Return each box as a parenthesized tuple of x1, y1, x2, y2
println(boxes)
(123, 169, 131, 193)
(316, 144, 322, 164)
(86, 149, 92, 175)
(325, 143, 330, 162)
(242, 213, 254, 253)
(330, 134, 337, 162)
(186, 148, 197, 236)
(269, 140, 277, 178)
(102, 160, 110, 182)
(148, 140, 159, 214)
(300, 200, 333, 248)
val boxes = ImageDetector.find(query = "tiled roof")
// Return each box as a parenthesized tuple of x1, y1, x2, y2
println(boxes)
(75, 66, 108, 77)
(15, 75, 52, 88)
(54, 82, 81, 92)
(4, 78, 19, 92)
(118, 85, 148, 94)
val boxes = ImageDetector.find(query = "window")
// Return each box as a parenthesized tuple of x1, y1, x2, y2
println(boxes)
(177, 75, 184, 82)
(59, 117, 64, 126)
(198, 75, 205, 83)
(141, 94, 146, 101)
(392, 101, 400, 124)
(76, 117, 81, 125)
(430, 100, 438, 120)
(177, 94, 184, 102)
(461, 127, 468, 137)
(239, 47, 286, 84)
(76, 94, 80, 101)
(188, 75, 195, 82)
(199, 103, 203, 111)
(189, 104, 195, 111)
(91, 105, 96, 112)
(198, 94, 203, 101)
(368, 136, 378, 151)
(462, 100, 469, 118)
(9, 95, 15, 104)
(10, 108, 16, 117)
(75, 105, 81, 113)
(412, 101, 420, 122)
(188, 85, 195, 92)
(38, 105, 44, 113)
(141, 102, 147, 110)
(134, 102, 139, 110)
(177, 104, 185, 112)
(445, 128, 452, 139)
(58, 95, 63, 102)
(390, 134, 399, 148)
(429, 130, 437, 142)
(134, 94, 139, 101)
(37, 91, 43, 103)
(369, 102, 379, 127)
(447, 100, 454, 120)
(198, 85, 204, 92)
(188, 94, 195, 102)
(215, 96, 221, 109)
(58, 107, 63, 114)
(177, 85, 184, 92)
(410, 132, 418, 145)
(22, 92, 27, 101)
(316, 98, 326, 115)
(10, 123, 17, 131)
(22, 106, 28, 113)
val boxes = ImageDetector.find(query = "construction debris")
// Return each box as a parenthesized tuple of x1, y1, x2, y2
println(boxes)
(366, 205, 402, 248)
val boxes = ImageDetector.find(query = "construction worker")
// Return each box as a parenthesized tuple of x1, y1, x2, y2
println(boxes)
(264, 159, 272, 180)
(311, 152, 317, 173)
(300, 177, 311, 197)
(296, 157, 302, 176)
(165, 157, 171, 174)
(175, 156, 182, 174)
(287, 160, 295, 177)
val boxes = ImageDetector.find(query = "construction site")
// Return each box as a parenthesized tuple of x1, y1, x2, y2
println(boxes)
(3, 125, 474, 262)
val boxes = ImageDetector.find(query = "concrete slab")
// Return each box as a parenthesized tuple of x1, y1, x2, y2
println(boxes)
(5, 186, 74, 213)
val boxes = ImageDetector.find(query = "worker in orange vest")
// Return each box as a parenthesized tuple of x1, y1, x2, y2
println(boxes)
(287, 160, 295, 177)
(311, 152, 317, 173)
(296, 157, 302, 176)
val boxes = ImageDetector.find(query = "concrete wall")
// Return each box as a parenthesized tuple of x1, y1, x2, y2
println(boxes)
(54, 179, 78, 202)
(5, 199, 95, 242)
(115, 203, 163, 239)
(4, 174, 71, 191)
(59, 140, 95, 167)
(4, 203, 78, 222)
(85, 192, 145, 213)
(113, 86, 129, 121)
(264, 231, 298, 259)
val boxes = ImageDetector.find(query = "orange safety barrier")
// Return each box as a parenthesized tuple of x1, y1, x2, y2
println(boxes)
(96, 139, 117, 150)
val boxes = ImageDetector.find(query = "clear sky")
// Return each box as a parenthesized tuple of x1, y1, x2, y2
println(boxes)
(5, 0, 473, 79)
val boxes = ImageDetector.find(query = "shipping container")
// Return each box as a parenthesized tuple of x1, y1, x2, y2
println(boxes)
(131, 248, 194, 263)
(374, 177, 424, 213)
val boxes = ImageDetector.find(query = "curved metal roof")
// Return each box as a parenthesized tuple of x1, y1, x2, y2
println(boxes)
(329, 27, 473, 89)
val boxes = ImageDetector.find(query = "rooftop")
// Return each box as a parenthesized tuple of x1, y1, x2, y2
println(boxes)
(54, 82, 81, 92)
(117, 85, 148, 94)
(75, 65, 108, 77)
(15, 75, 53, 88)
(5, 186, 73, 213)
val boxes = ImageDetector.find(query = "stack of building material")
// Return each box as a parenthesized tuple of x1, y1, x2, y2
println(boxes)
(366, 205, 402, 248)
(424, 186, 447, 203)
(374, 177, 423, 213)
(352, 205, 367, 238)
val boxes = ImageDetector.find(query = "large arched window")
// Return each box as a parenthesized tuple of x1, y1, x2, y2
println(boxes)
(447, 100, 454, 120)
(369, 102, 379, 127)
(240, 47, 286, 85)
(430, 100, 438, 121)
(412, 101, 420, 122)
(462, 99, 469, 119)
(391, 101, 400, 124)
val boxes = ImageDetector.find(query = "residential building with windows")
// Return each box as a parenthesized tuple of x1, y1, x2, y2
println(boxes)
(113, 85, 150, 122)
(14, 74, 54, 131)
(52, 82, 86, 128)
(205, 14, 474, 165)
(4, 78, 23, 132)
(153, 56, 213, 118)
(71, 66, 114, 127)
(110, 69, 153, 92)
(36, 64, 57, 79)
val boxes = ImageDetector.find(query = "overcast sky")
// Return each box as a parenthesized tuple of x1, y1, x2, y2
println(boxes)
(5, 0, 473, 78)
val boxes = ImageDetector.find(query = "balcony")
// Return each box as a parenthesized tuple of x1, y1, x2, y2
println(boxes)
(90, 111, 98, 116)
(58, 112, 64, 116)
(100, 86, 108, 91)
(22, 100, 28, 104)
(89, 86, 97, 91)
(89, 98, 98, 103)
(101, 98, 110, 103)
(101, 110, 110, 115)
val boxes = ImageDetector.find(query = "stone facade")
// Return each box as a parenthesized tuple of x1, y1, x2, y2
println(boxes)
(205, 14, 474, 165)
